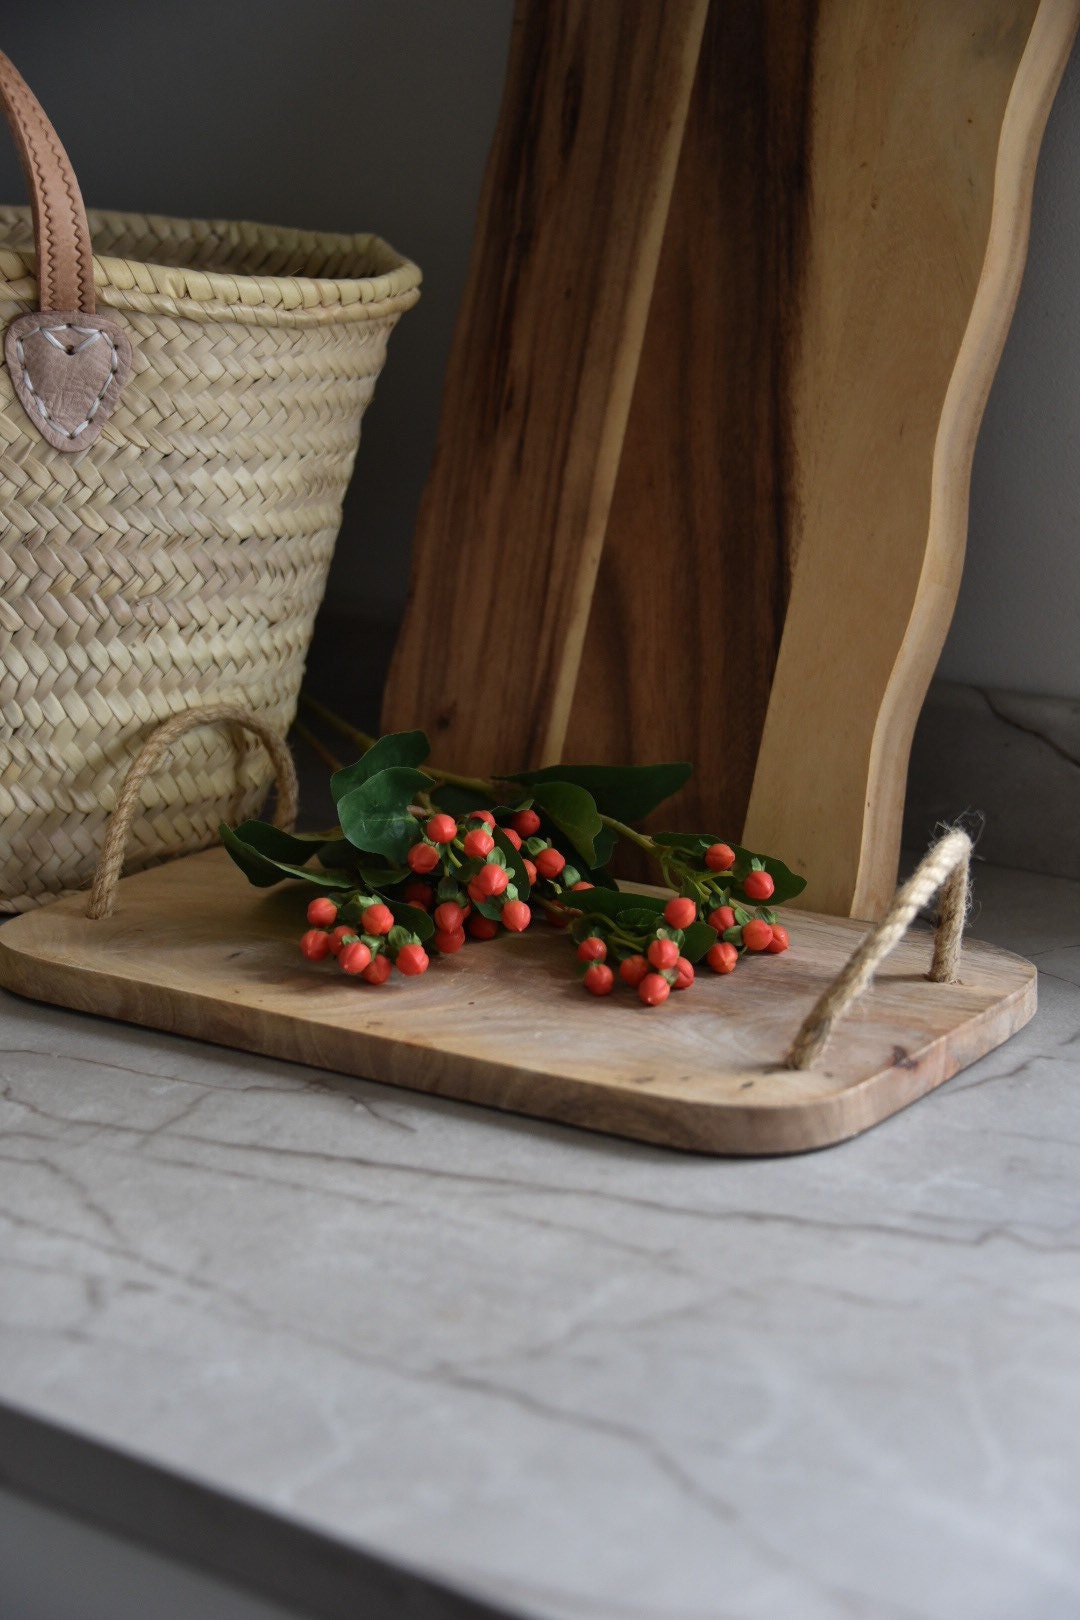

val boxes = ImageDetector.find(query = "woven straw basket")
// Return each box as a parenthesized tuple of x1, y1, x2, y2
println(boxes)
(0, 49, 420, 912)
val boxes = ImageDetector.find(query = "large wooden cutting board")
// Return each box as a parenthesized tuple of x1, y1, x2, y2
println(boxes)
(0, 848, 1035, 1155)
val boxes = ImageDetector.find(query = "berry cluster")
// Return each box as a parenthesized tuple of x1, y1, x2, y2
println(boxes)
(567, 846, 788, 1005)
(293, 804, 605, 987)
(225, 712, 807, 1010)
(300, 895, 427, 984)
(295, 820, 790, 1006)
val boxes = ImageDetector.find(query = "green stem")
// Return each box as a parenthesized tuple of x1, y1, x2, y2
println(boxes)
(292, 719, 343, 775)
(597, 812, 655, 854)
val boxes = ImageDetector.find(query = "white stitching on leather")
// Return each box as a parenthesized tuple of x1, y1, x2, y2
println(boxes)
(15, 322, 119, 441)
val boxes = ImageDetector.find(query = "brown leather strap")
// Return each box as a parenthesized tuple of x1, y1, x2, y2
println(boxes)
(0, 49, 95, 314)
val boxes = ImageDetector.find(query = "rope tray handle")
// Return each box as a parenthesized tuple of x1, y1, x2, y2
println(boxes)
(87, 706, 298, 921)
(784, 829, 972, 1070)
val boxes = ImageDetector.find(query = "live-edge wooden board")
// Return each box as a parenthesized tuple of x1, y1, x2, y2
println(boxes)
(0, 848, 1036, 1155)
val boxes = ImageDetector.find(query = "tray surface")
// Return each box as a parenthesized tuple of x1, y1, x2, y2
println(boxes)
(0, 847, 1036, 1154)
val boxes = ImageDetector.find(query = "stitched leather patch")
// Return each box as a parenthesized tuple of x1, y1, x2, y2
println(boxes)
(4, 310, 132, 453)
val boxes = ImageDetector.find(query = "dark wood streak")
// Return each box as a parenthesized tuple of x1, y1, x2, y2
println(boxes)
(563, 1, 819, 866)
(382, 0, 709, 773)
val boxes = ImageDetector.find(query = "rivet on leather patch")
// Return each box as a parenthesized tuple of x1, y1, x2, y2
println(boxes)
(4, 310, 132, 453)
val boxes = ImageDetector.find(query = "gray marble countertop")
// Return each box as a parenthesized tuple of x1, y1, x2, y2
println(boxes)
(1, 861, 1079, 1620)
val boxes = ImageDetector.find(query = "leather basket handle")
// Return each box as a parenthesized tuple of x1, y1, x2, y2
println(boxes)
(0, 48, 95, 313)
(0, 47, 131, 452)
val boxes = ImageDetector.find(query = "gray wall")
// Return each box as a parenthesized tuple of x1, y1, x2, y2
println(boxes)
(0, 2, 1075, 699)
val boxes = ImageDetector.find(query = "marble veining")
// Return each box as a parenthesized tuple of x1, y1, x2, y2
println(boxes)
(1, 862, 1080, 1620)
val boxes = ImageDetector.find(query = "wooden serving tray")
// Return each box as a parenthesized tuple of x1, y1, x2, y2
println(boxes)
(0, 847, 1036, 1154)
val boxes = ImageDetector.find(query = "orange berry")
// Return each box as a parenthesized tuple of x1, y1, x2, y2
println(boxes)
(299, 928, 332, 961)
(361, 903, 394, 936)
(511, 808, 542, 837)
(425, 813, 458, 844)
(407, 842, 440, 874)
(673, 957, 694, 990)
(463, 828, 495, 859)
(306, 896, 338, 927)
(396, 943, 429, 976)
(647, 938, 680, 971)
(619, 954, 649, 987)
(744, 870, 775, 902)
(339, 940, 372, 975)
(638, 973, 671, 1007)
(707, 905, 736, 933)
(434, 927, 466, 954)
(705, 843, 736, 872)
(583, 963, 615, 996)
(742, 919, 774, 952)
(706, 941, 738, 974)
(766, 924, 790, 954)
(501, 899, 532, 933)
(361, 954, 392, 985)
(534, 847, 566, 881)
(433, 901, 465, 932)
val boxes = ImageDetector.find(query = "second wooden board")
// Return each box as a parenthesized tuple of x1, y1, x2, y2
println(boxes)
(0, 847, 1035, 1155)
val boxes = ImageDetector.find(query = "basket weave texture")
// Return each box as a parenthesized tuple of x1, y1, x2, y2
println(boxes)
(0, 206, 420, 911)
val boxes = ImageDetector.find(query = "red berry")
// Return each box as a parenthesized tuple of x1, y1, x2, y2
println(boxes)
(362, 902, 394, 936)
(767, 924, 790, 954)
(327, 924, 355, 957)
(501, 899, 532, 933)
(433, 901, 465, 933)
(468, 914, 499, 941)
(570, 881, 594, 892)
(469, 863, 509, 899)
(663, 896, 697, 929)
(673, 957, 694, 990)
(402, 881, 433, 910)
(534, 847, 566, 881)
(707, 905, 736, 933)
(743, 870, 775, 902)
(638, 973, 671, 1007)
(339, 940, 372, 975)
(743, 918, 774, 952)
(434, 926, 466, 954)
(511, 808, 542, 837)
(424, 813, 458, 844)
(299, 928, 332, 961)
(500, 826, 522, 850)
(583, 962, 615, 997)
(469, 810, 496, 828)
(463, 828, 495, 859)
(306, 896, 338, 928)
(577, 936, 607, 963)
(706, 941, 739, 974)
(619, 954, 649, 987)
(396, 943, 429, 976)
(361, 954, 392, 985)
(705, 842, 736, 872)
(407, 842, 440, 874)
(522, 858, 538, 885)
(647, 938, 680, 971)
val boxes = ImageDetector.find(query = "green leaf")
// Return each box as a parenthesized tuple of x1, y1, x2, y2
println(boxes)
(681, 921, 718, 963)
(330, 731, 431, 806)
(513, 762, 692, 824)
(527, 781, 604, 866)
(492, 826, 531, 898)
(567, 888, 666, 924)
(590, 825, 618, 871)
(613, 906, 667, 932)
(337, 767, 430, 864)
(731, 846, 807, 906)
(651, 832, 712, 854)
(219, 821, 358, 890)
